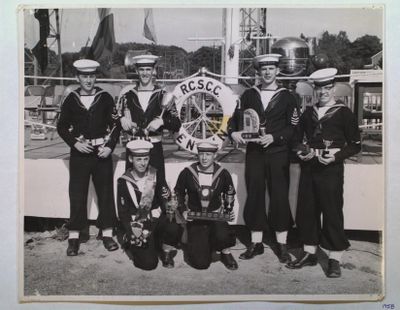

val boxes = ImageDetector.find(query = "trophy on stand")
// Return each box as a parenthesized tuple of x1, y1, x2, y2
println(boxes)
(236, 99, 263, 142)
(296, 136, 311, 156)
(30, 124, 47, 140)
(166, 189, 177, 222)
(322, 139, 333, 158)
(186, 186, 234, 222)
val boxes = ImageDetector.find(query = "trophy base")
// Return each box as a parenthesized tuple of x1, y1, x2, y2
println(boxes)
(187, 211, 231, 222)
(240, 132, 260, 141)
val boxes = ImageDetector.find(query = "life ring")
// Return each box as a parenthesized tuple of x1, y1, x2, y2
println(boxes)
(171, 77, 237, 154)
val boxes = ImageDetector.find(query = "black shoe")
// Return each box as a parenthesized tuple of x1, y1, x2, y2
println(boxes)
(239, 243, 264, 260)
(103, 237, 119, 251)
(66, 239, 79, 256)
(277, 244, 291, 264)
(327, 259, 341, 278)
(221, 253, 238, 270)
(161, 250, 177, 268)
(286, 252, 318, 269)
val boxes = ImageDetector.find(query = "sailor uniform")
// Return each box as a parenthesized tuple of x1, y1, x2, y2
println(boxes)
(228, 85, 298, 232)
(57, 87, 120, 231)
(119, 85, 181, 178)
(174, 162, 236, 269)
(295, 101, 361, 251)
(117, 166, 181, 270)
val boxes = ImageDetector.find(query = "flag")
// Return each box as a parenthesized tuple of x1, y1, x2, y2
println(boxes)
(32, 9, 50, 73)
(143, 9, 157, 44)
(88, 8, 115, 71)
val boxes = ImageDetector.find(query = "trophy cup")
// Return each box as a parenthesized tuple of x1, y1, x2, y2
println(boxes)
(322, 139, 333, 158)
(296, 136, 311, 156)
(166, 190, 178, 223)
(30, 124, 47, 140)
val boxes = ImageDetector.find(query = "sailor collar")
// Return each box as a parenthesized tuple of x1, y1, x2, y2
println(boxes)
(70, 87, 107, 110)
(120, 166, 156, 184)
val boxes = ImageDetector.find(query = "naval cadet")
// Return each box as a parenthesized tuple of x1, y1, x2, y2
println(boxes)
(228, 54, 299, 263)
(118, 54, 181, 179)
(57, 59, 120, 256)
(117, 140, 182, 270)
(174, 142, 238, 270)
(286, 68, 361, 278)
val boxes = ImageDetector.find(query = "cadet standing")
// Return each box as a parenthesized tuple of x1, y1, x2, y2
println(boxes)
(286, 68, 361, 278)
(57, 59, 120, 256)
(118, 54, 181, 179)
(228, 54, 299, 263)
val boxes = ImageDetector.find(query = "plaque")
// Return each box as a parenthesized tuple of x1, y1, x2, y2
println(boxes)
(186, 192, 234, 222)
(240, 108, 261, 141)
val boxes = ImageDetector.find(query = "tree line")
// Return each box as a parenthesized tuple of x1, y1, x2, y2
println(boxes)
(25, 30, 382, 83)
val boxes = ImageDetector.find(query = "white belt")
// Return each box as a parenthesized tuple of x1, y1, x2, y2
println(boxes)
(87, 138, 106, 146)
(131, 135, 162, 143)
(311, 148, 341, 156)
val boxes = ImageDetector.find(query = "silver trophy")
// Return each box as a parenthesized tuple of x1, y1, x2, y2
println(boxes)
(186, 186, 233, 222)
(322, 139, 333, 158)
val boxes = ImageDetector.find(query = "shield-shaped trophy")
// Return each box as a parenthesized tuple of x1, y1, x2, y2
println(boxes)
(240, 108, 262, 141)
(235, 99, 262, 141)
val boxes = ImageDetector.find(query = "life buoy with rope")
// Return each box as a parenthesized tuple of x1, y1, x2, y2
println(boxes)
(171, 76, 237, 154)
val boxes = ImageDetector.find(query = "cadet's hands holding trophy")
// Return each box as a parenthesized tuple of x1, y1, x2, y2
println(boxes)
(231, 131, 246, 144)
(318, 139, 335, 165)
(318, 153, 335, 165)
(298, 151, 315, 161)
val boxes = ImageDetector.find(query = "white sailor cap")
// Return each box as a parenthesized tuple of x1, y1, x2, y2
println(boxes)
(309, 68, 338, 87)
(132, 54, 159, 67)
(196, 141, 219, 153)
(253, 54, 282, 68)
(73, 59, 100, 74)
(126, 140, 153, 156)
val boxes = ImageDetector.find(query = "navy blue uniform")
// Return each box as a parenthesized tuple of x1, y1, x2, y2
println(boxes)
(175, 163, 236, 269)
(119, 86, 181, 179)
(57, 87, 120, 231)
(117, 166, 181, 270)
(228, 85, 298, 232)
(295, 102, 361, 251)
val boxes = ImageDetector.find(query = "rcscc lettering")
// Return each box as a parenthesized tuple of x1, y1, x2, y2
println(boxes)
(180, 79, 222, 97)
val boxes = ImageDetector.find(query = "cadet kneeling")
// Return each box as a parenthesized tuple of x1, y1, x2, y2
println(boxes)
(174, 142, 238, 270)
(117, 140, 181, 270)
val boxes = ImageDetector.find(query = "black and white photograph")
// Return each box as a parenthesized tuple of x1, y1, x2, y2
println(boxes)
(20, 5, 384, 303)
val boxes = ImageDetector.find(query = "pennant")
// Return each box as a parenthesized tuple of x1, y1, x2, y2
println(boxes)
(143, 9, 157, 44)
(88, 8, 115, 71)
(32, 9, 50, 73)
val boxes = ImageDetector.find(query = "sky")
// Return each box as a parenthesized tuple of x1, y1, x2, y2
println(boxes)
(24, 7, 383, 54)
